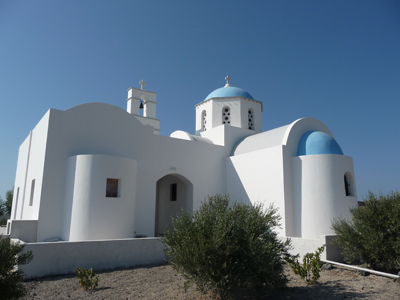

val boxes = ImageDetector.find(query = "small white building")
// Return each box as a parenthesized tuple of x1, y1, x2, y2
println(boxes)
(8, 77, 358, 245)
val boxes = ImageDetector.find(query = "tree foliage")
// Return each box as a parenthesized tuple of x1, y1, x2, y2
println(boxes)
(332, 191, 400, 272)
(162, 194, 293, 299)
(0, 196, 5, 217)
(5, 189, 13, 216)
(0, 236, 33, 300)
(0, 189, 13, 217)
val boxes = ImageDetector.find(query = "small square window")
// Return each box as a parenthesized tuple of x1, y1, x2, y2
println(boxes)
(170, 183, 177, 201)
(106, 178, 119, 198)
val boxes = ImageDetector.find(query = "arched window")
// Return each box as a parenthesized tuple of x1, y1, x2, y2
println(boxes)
(248, 109, 254, 130)
(202, 110, 207, 131)
(344, 172, 354, 196)
(222, 106, 231, 125)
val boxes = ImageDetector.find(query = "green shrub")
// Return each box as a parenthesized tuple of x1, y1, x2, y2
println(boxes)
(161, 194, 293, 299)
(75, 268, 99, 291)
(0, 236, 33, 300)
(332, 191, 400, 272)
(288, 245, 325, 285)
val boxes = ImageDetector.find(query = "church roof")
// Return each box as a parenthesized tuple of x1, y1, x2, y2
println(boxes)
(233, 124, 290, 155)
(297, 131, 343, 156)
(204, 86, 254, 101)
(232, 118, 340, 157)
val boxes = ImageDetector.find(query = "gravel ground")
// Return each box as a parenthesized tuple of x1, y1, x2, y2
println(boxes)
(21, 263, 400, 300)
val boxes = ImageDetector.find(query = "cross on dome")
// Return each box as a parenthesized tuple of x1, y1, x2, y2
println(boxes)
(225, 75, 231, 87)
(139, 79, 146, 90)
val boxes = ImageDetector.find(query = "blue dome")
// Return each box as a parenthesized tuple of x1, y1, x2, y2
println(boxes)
(205, 86, 254, 101)
(297, 131, 343, 156)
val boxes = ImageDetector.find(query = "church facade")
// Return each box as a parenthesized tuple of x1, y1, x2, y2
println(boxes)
(8, 78, 358, 243)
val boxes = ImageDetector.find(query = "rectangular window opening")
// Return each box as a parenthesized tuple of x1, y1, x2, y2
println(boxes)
(29, 180, 35, 206)
(170, 183, 177, 201)
(106, 178, 119, 198)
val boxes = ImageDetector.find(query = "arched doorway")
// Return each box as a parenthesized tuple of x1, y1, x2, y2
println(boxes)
(155, 174, 193, 236)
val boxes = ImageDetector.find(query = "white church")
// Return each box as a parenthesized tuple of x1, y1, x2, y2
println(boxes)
(9, 77, 357, 251)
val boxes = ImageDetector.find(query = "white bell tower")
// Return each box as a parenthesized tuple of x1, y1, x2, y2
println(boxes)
(195, 76, 263, 134)
(127, 80, 160, 134)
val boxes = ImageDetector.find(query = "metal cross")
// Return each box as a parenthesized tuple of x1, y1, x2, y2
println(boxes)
(139, 79, 146, 90)
(225, 75, 231, 86)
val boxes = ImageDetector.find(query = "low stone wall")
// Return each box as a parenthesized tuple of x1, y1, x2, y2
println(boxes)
(280, 235, 344, 262)
(18, 235, 343, 278)
(18, 238, 167, 278)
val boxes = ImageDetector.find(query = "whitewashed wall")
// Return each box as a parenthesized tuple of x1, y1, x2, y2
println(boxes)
(226, 146, 287, 236)
(292, 154, 358, 239)
(11, 112, 50, 223)
(18, 238, 166, 278)
(195, 97, 262, 132)
(11, 103, 230, 242)
(63, 155, 137, 241)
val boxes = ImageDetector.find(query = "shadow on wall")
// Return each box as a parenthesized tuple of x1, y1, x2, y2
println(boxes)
(225, 160, 252, 206)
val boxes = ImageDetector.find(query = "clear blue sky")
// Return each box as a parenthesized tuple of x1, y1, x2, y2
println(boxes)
(0, 0, 399, 201)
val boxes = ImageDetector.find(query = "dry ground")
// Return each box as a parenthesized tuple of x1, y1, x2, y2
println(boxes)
(21, 263, 400, 300)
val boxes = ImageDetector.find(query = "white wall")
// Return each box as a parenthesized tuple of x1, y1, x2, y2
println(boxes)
(18, 238, 166, 278)
(11, 112, 50, 222)
(195, 97, 262, 132)
(12, 102, 358, 246)
(238, 98, 262, 131)
(292, 154, 358, 239)
(14, 103, 230, 241)
(133, 134, 227, 237)
(64, 155, 137, 241)
(34, 105, 152, 242)
(12, 135, 30, 220)
(279, 235, 344, 262)
(226, 146, 286, 236)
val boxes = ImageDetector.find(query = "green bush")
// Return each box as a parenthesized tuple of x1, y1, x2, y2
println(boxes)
(75, 267, 99, 290)
(332, 191, 400, 272)
(161, 194, 293, 299)
(0, 236, 33, 300)
(288, 245, 325, 285)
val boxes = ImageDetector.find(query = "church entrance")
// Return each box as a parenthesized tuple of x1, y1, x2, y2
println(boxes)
(155, 174, 193, 236)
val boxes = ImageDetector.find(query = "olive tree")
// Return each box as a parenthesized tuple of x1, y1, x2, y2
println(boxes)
(162, 194, 293, 299)
(332, 191, 400, 272)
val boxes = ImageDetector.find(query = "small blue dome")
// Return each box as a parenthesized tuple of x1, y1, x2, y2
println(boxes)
(297, 131, 343, 156)
(205, 86, 254, 101)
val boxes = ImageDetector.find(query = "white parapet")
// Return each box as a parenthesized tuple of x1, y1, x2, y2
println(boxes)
(18, 238, 166, 278)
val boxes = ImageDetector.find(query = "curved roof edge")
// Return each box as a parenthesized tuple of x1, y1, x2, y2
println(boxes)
(65, 102, 128, 114)
(282, 118, 334, 156)
(233, 124, 290, 156)
(233, 117, 335, 156)
(170, 130, 214, 144)
(63, 102, 146, 128)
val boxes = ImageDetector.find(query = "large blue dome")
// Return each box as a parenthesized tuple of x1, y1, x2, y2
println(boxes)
(205, 86, 254, 101)
(297, 131, 343, 156)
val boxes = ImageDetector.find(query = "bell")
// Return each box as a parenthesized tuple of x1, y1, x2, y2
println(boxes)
(139, 102, 144, 109)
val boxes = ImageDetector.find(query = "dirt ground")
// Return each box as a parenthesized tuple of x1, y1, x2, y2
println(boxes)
(21, 263, 400, 300)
